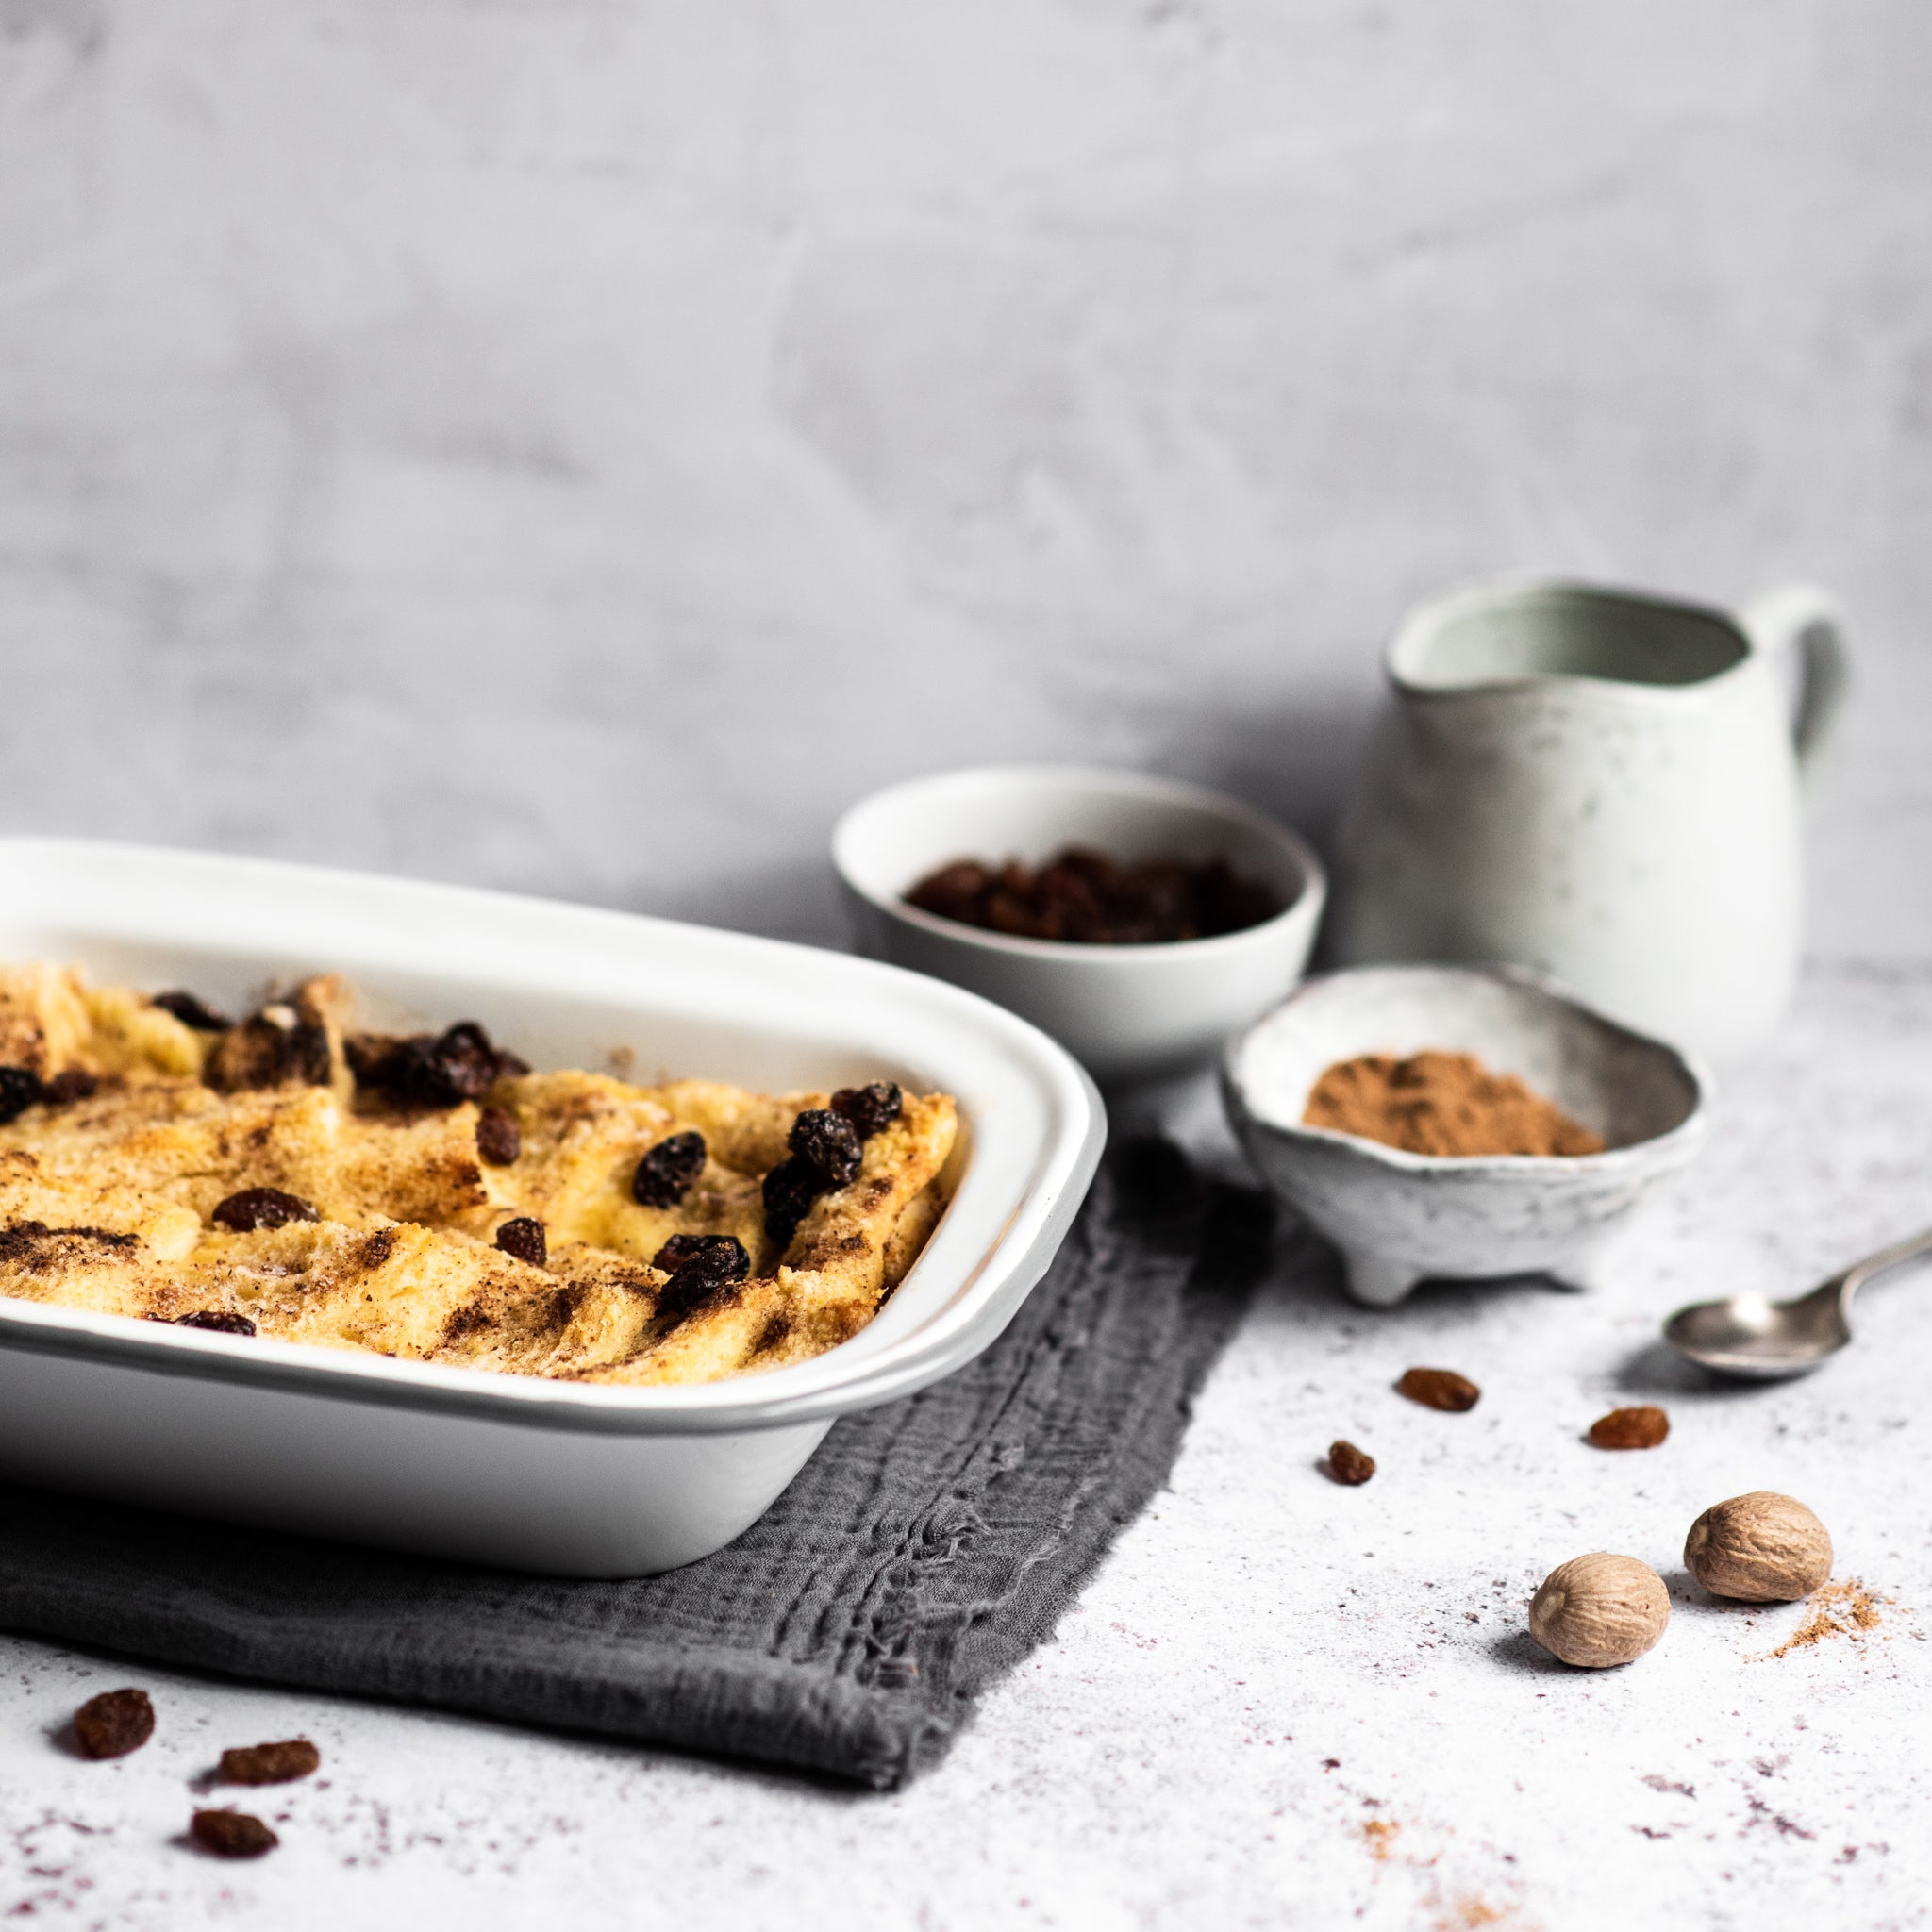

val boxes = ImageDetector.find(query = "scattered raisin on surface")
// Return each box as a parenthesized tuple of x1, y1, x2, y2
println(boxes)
(475, 1106, 521, 1166)
(1324, 1440, 1377, 1486)
(217, 1739, 320, 1786)
(209, 1188, 319, 1233)
(1395, 1367, 1481, 1412)
(73, 1688, 154, 1759)
(175, 1311, 257, 1336)
(345, 1022, 527, 1109)
(904, 846, 1278, 945)
(829, 1082, 903, 1141)
(190, 1809, 278, 1858)
(151, 991, 231, 1031)
(789, 1108, 862, 1188)
(631, 1131, 707, 1208)
(495, 1217, 547, 1267)
(0, 1066, 45, 1124)
(653, 1233, 747, 1275)
(761, 1156, 820, 1250)
(656, 1238, 751, 1326)
(1588, 1404, 1670, 1450)
(42, 1069, 99, 1106)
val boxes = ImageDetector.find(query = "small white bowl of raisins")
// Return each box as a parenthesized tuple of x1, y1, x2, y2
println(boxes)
(833, 766, 1325, 1086)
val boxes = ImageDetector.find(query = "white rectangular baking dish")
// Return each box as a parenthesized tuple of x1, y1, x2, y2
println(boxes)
(0, 840, 1104, 1576)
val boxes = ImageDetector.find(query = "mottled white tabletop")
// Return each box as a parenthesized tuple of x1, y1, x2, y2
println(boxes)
(4, 962, 1928, 1932)
(2, 1, 1928, 1921)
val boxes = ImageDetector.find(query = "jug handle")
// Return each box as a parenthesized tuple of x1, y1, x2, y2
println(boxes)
(1738, 584, 1851, 780)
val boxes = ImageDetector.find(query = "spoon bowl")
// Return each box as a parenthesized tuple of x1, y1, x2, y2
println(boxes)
(1664, 1226, 1932, 1379)
(1662, 1283, 1853, 1380)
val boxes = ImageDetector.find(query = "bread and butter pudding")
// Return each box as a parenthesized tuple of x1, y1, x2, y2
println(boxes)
(0, 965, 956, 1386)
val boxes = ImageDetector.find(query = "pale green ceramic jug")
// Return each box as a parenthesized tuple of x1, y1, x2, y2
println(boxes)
(1328, 579, 1849, 1064)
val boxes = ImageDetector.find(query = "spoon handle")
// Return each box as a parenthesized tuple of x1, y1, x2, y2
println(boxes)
(1838, 1224, 1932, 1316)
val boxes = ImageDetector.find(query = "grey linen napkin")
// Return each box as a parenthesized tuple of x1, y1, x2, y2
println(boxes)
(0, 1141, 1268, 1790)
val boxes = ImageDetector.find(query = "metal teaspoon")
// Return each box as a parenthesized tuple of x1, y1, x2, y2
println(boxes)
(1663, 1224, 1932, 1379)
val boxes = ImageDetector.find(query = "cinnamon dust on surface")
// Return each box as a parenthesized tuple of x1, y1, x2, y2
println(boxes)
(1303, 1050, 1605, 1158)
(1361, 1818, 1402, 1860)
(1770, 1579, 1888, 1657)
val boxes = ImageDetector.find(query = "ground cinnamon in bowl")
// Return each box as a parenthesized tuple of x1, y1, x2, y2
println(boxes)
(1302, 1050, 1605, 1158)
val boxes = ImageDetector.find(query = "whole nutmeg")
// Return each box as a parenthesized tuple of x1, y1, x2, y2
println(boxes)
(1684, 1491, 1832, 1602)
(1528, 1553, 1671, 1668)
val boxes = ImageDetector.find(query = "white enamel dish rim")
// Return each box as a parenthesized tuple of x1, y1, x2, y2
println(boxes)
(0, 839, 1105, 1439)
(832, 764, 1324, 961)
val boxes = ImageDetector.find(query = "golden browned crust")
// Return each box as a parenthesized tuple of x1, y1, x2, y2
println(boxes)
(0, 967, 956, 1387)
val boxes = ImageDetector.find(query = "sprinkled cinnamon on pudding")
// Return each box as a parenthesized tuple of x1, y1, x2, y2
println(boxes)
(0, 965, 954, 1388)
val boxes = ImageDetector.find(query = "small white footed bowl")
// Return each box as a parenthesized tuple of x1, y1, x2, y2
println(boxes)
(1223, 965, 1707, 1307)
(834, 766, 1324, 1086)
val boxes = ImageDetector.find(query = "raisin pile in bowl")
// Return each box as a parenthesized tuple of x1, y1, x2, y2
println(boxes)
(905, 846, 1276, 945)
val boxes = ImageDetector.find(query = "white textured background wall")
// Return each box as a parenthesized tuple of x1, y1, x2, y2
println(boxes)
(1, 1, 1925, 949)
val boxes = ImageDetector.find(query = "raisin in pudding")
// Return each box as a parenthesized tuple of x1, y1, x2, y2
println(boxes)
(0, 965, 955, 1387)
